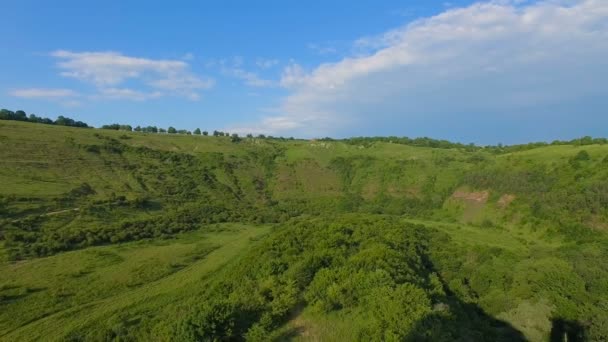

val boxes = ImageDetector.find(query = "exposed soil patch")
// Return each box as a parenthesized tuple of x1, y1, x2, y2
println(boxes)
(587, 216, 608, 231)
(497, 194, 516, 208)
(361, 181, 380, 200)
(451, 189, 489, 223)
(452, 190, 489, 203)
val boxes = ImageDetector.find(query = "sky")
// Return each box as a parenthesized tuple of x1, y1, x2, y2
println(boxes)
(1, 0, 606, 144)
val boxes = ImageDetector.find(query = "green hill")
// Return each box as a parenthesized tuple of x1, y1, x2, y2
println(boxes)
(1, 119, 607, 341)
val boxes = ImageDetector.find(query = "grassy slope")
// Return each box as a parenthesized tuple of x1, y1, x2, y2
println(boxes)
(0, 120, 257, 199)
(3, 119, 606, 219)
(0, 224, 270, 341)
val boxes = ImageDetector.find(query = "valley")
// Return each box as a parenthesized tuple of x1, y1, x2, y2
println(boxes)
(1, 120, 607, 341)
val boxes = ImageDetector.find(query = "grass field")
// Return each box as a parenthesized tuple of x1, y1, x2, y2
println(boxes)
(0, 223, 270, 341)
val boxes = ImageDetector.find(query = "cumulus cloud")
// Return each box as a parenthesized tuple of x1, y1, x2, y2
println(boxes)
(231, 0, 608, 141)
(9, 88, 79, 99)
(225, 68, 275, 87)
(49, 50, 213, 100)
(219, 59, 275, 87)
(94, 88, 163, 101)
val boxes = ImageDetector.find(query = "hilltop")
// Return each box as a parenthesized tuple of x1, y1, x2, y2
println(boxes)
(1, 119, 607, 341)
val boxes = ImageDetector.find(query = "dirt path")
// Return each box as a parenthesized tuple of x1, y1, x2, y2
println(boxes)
(10, 208, 80, 223)
(42, 208, 80, 216)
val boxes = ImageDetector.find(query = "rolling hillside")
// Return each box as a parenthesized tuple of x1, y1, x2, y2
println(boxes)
(1, 120, 607, 341)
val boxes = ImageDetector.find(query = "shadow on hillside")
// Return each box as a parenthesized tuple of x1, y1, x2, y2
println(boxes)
(549, 318, 585, 342)
(0, 286, 47, 306)
(272, 303, 310, 342)
(407, 297, 528, 341)
(273, 326, 307, 342)
(273, 297, 527, 342)
(405, 241, 529, 341)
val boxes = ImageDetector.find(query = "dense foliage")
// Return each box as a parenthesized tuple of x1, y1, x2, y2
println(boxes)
(2, 134, 283, 259)
(0, 108, 89, 127)
(171, 216, 528, 341)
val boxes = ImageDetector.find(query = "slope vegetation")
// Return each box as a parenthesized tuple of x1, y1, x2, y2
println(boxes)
(1, 120, 608, 340)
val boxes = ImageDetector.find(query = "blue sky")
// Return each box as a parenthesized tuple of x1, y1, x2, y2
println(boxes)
(1, 0, 606, 144)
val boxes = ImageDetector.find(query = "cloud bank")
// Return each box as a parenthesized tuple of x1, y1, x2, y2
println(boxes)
(53, 50, 214, 100)
(9, 88, 79, 99)
(231, 0, 608, 141)
(11, 51, 213, 103)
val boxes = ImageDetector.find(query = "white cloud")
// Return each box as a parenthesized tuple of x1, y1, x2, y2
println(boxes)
(231, 0, 608, 139)
(50, 50, 213, 100)
(147, 74, 214, 100)
(95, 88, 163, 101)
(9, 88, 79, 99)
(9, 88, 82, 107)
(256, 58, 279, 69)
(279, 62, 307, 88)
(226, 68, 275, 87)
(221, 58, 276, 87)
(52, 50, 185, 86)
(62, 100, 82, 108)
(211, 57, 276, 88)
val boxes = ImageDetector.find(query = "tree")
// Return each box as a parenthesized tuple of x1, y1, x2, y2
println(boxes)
(168, 127, 177, 134)
(203, 131, 208, 136)
(134, 126, 142, 132)
(576, 136, 594, 146)
(101, 124, 119, 130)
(0, 109, 14, 120)
(55, 116, 71, 126)
(213, 130, 220, 137)
(140, 126, 150, 133)
(574, 150, 591, 161)
(0, 108, 88, 128)
(14, 110, 27, 121)
(194, 128, 201, 135)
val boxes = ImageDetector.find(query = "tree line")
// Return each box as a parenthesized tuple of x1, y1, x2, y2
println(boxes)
(101, 123, 208, 135)
(0, 109, 89, 128)
(4, 107, 607, 152)
(343, 135, 608, 153)
(100, 122, 300, 143)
